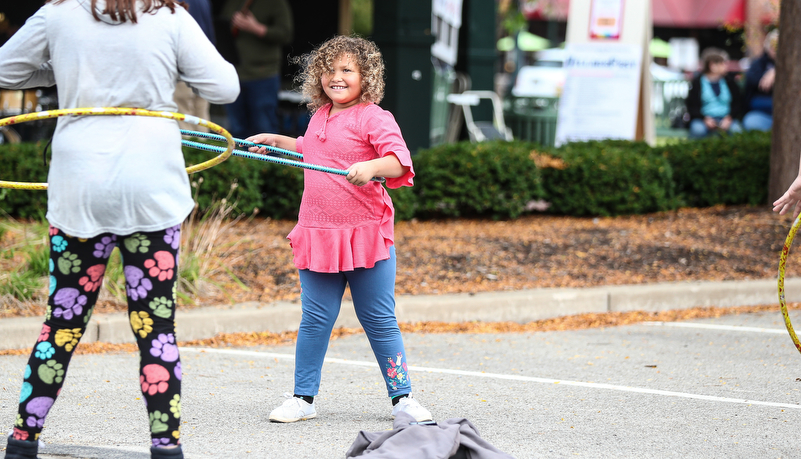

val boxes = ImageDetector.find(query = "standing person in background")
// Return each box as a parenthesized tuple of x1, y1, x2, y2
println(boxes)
(245, 35, 432, 425)
(220, 0, 293, 139)
(685, 48, 743, 139)
(174, 0, 217, 132)
(0, 1, 239, 458)
(743, 29, 778, 132)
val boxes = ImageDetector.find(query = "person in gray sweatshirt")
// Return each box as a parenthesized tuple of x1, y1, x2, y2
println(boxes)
(0, 1, 239, 458)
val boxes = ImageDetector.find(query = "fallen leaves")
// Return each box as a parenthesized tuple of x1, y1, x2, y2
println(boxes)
(1, 302, 795, 356)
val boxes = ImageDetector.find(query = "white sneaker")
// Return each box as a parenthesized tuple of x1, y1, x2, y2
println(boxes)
(269, 393, 317, 423)
(391, 396, 432, 422)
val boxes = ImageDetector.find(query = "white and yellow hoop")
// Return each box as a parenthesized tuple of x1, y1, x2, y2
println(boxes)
(778, 215, 801, 355)
(0, 107, 235, 190)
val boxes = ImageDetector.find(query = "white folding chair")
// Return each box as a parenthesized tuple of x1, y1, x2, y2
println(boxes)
(446, 90, 513, 142)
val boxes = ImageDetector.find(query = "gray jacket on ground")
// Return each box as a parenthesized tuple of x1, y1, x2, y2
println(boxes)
(346, 411, 516, 459)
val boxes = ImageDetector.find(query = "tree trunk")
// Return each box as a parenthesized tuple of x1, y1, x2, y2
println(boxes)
(769, 1, 801, 203)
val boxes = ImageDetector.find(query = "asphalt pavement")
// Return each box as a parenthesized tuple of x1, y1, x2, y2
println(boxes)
(2, 278, 801, 458)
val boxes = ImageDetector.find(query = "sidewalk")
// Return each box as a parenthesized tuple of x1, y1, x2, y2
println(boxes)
(1, 277, 797, 351)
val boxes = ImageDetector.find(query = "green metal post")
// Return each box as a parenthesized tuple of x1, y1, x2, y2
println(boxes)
(456, 0, 497, 128)
(373, 0, 435, 153)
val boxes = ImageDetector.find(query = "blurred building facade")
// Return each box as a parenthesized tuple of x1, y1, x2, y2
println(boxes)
(522, 0, 779, 65)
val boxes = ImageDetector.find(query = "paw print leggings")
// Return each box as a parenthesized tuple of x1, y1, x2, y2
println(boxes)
(12, 225, 183, 448)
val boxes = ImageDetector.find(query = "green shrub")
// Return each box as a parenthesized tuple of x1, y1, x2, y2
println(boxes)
(184, 138, 306, 219)
(0, 140, 270, 219)
(542, 140, 677, 216)
(0, 132, 773, 221)
(655, 131, 771, 207)
(387, 185, 418, 221)
(258, 162, 303, 219)
(0, 138, 305, 220)
(0, 142, 49, 218)
(409, 140, 544, 220)
(183, 141, 267, 216)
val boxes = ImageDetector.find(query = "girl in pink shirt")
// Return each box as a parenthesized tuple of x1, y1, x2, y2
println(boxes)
(246, 36, 432, 423)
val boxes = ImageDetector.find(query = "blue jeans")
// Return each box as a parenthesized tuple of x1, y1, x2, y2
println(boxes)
(743, 110, 773, 132)
(688, 118, 743, 139)
(294, 246, 412, 398)
(224, 74, 280, 139)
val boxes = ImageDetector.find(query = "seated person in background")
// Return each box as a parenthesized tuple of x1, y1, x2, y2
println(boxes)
(685, 48, 743, 139)
(743, 29, 778, 132)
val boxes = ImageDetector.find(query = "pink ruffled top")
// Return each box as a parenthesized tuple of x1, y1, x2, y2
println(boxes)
(288, 103, 415, 272)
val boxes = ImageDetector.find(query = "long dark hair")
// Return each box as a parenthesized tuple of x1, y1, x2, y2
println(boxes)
(46, 0, 187, 23)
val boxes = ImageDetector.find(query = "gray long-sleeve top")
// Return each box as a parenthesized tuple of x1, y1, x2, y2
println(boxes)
(0, 0, 239, 237)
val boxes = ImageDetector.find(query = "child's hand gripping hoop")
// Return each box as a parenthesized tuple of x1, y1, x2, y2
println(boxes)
(0, 107, 235, 191)
(181, 129, 386, 183)
(778, 216, 801, 355)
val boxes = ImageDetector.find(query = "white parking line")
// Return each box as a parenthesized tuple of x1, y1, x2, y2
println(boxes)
(642, 321, 785, 334)
(181, 347, 801, 410)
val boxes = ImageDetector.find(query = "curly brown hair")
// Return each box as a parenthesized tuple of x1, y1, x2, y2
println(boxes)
(293, 35, 385, 113)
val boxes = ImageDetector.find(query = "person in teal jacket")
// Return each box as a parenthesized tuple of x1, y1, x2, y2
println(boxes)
(685, 48, 743, 139)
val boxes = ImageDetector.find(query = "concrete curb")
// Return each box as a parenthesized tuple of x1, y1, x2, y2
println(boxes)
(1, 277, 798, 350)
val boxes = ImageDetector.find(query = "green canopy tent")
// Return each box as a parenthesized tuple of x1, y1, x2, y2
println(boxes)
(650, 38, 671, 58)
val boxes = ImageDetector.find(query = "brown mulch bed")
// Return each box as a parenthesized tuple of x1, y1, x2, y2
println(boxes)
(2, 204, 801, 354)
(190, 204, 799, 304)
(2, 204, 799, 315)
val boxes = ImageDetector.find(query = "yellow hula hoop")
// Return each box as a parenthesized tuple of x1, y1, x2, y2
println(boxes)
(0, 107, 234, 191)
(778, 215, 801, 355)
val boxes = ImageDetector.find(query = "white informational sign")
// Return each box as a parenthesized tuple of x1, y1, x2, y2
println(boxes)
(431, 0, 464, 66)
(555, 43, 643, 146)
(667, 37, 699, 71)
(432, 0, 462, 28)
(589, 0, 624, 39)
